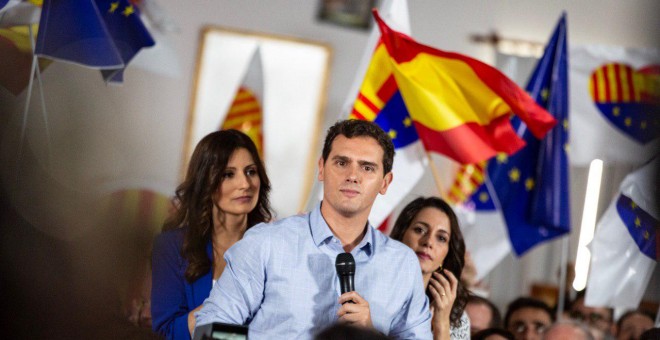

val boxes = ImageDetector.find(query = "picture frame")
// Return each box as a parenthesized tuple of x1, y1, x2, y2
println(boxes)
(185, 26, 332, 217)
(317, 0, 377, 30)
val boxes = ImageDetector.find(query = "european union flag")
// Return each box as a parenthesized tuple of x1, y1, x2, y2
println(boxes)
(35, 0, 154, 84)
(466, 14, 570, 255)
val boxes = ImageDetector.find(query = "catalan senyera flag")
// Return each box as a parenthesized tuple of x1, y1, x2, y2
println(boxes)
(220, 48, 264, 156)
(371, 10, 557, 164)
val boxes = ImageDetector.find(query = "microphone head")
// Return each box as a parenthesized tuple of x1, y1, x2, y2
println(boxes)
(335, 252, 355, 276)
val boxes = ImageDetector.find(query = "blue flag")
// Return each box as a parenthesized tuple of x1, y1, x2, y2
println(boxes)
(466, 14, 570, 255)
(35, 0, 154, 84)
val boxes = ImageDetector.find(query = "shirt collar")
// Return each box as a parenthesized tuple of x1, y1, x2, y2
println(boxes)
(310, 202, 334, 246)
(309, 202, 375, 257)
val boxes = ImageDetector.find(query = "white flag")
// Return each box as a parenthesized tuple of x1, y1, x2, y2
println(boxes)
(585, 156, 658, 308)
(570, 45, 660, 166)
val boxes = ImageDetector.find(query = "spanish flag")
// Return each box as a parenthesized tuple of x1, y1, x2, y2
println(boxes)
(370, 10, 557, 164)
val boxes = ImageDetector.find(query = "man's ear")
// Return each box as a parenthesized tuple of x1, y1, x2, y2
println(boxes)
(317, 157, 325, 181)
(379, 172, 393, 195)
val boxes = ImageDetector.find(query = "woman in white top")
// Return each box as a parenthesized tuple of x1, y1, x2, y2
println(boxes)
(390, 197, 471, 340)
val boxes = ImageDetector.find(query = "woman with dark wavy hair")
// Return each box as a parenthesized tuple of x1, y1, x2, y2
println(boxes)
(151, 130, 272, 340)
(390, 196, 470, 340)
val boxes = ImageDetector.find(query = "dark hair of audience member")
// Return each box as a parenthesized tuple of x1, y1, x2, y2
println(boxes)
(616, 309, 655, 332)
(162, 130, 272, 282)
(472, 327, 515, 340)
(389, 196, 469, 328)
(639, 327, 660, 340)
(469, 295, 503, 328)
(322, 119, 395, 175)
(314, 323, 392, 340)
(503, 297, 555, 328)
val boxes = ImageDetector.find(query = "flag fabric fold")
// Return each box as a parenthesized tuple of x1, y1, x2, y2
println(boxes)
(457, 14, 569, 277)
(371, 10, 557, 164)
(35, 0, 154, 84)
(585, 156, 658, 309)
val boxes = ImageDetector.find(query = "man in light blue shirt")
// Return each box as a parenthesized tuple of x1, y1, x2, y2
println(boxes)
(195, 120, 432, 339)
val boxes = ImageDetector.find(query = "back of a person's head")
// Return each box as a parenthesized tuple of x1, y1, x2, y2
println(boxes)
(504, 296, 554, 328)
(639, 327, 660, 340)
(314, 324, 391, 340)
(468, 295, 503, 328)
(543, 319, 595, 340)
(472, 327, 515, 340)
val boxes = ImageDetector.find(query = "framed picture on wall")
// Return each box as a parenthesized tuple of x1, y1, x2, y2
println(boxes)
(185, 26, 332, 218)
(317, 0, 377, 30)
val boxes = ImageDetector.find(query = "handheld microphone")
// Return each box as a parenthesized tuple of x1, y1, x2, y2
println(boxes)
(335, 252, 355, 296)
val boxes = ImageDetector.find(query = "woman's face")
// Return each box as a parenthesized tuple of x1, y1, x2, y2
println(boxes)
(214, 148, 260, 218)
(401, 207, 451, 275)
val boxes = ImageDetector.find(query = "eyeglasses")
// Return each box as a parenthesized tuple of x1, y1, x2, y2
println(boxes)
(511, 321, 548, 335)
(569, 310, 611, 324)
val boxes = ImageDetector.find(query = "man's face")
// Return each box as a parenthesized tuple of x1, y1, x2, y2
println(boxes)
(506, 307, 552, 340)
(569, 298, 613, 334)
(318, 135, 392, 219)
(465, 302, 493, 335)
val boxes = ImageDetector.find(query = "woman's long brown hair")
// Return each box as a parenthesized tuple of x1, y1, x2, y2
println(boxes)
(162, 130, 272, 283)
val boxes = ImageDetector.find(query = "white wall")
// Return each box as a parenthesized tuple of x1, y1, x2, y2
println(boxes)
(1, 0, 658, 314)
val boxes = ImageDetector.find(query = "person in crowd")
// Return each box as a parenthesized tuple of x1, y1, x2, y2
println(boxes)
(314, 323, 392, 340)
(389, 196, 471, 339)
(504, 297, 554, 340)
(472, 328, 515, 340)
(543, 319, 595, 340)
(568, 291, 614, 338)
(615, 309, 655, 340)
(151, 130, 272, 340)
(195, 120, 432, 338)
(466, 295, 502, 335)
(639, 327, 660, 340)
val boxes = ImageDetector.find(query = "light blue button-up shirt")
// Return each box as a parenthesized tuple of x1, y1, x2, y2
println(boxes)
(195, 203, 432, 339)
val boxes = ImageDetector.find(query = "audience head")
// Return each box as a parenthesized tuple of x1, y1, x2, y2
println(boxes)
(639, 327, 660, 340)
(321, 119, 395, 176)
(314, 323, 391, 340)
(504, 297, 554, 340)
(615, 309, 655, 340)
(467, 295, 502, 335)
(568, 292, 614, 336)
(165, 129, 272, 282)
(389, 196, 468, 327)
(543, 319, 595, 340)
(472, 328, 515, 340)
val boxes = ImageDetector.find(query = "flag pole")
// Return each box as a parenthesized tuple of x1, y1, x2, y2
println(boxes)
(556, 236, 569, 319)
(425, 152, 448, 200)
(28, 24, 52, 169)
(16, 37, 38, 189)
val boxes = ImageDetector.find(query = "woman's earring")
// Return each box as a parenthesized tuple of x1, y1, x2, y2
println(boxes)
(439, 265, 443, 272)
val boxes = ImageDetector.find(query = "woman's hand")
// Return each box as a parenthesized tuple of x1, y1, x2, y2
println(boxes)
(188, 304, 203, 336)
(337, 291, 374, 329)
(428, 269, 458, 340)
